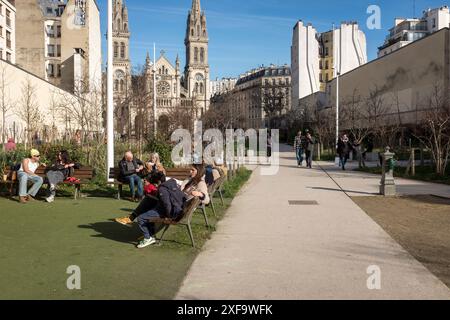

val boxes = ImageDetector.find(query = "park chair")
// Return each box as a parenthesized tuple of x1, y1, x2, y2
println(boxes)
(148, 197, 201, 248)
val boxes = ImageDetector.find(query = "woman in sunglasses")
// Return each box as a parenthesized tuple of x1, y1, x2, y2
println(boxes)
(17, 149, 44, 204)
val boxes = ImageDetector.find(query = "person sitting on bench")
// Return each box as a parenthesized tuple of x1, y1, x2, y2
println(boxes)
(17, 149, 45, 204)
(118, 151, 145, 202)
(45, 150, 80, 203)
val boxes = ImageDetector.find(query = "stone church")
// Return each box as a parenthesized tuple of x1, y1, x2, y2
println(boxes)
(112, 0, 210, 137)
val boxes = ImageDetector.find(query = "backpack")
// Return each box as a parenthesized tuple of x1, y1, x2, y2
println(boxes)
(159, 179, 187, 220)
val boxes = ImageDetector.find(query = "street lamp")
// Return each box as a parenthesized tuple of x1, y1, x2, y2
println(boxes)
(106, 0, 114, 182)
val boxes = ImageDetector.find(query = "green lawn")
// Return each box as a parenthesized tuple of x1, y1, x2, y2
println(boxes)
(0, 169, 252, 300)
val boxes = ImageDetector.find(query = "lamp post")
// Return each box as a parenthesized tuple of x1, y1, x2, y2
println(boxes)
(333, 23, 341, 166)
(107, 0, 114, 182)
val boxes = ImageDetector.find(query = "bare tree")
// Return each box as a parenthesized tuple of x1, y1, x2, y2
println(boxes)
(0, 63, 14, 144)
(341, 89, 372, 144)
(17, 78, 42, 147)
(413, 84, 450, 176)
(262, 85, 289, 130)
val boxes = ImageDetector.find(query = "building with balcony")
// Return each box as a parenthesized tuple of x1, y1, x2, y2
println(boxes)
(0, 0, 15, 63)
(378, 6, 450, 57)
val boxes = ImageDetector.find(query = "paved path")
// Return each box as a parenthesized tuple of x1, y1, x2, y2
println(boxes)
(176, 146, 450, 300)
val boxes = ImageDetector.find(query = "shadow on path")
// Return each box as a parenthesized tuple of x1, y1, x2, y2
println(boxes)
(308, 186, 380, 196)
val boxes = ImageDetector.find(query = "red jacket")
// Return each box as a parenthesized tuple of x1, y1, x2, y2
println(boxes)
(144, 183, 158, 197)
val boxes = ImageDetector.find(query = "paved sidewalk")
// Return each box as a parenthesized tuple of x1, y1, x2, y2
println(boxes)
(176, 145, 450, 300)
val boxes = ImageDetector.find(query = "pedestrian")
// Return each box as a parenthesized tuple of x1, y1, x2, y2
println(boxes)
(118, 151, 145, 202)
(293, 131, 304, 167)
(353, 140, 366, 169)
(304, 131, 316, 169)
(17, 149, 45, 204)
(337, 134, 353, 171)
(267, 135, 272, 158)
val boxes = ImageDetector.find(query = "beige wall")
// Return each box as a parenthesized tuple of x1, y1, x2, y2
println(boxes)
(14, 0, 45, 77)
(300, 28, 450, 126)
(0, 60, 80, 143)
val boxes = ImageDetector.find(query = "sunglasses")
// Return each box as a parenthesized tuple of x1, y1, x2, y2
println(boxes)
(34, 155, 41, 158)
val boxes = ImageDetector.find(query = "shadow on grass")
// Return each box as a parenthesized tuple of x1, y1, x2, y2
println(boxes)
(79, 220, 141, 245)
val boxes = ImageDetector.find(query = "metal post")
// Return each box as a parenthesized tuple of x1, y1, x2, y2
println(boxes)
(153, 43, 157, 138)
(106, 0, 114, 182)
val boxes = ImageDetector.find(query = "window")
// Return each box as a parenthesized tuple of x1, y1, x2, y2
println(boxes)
(325, 60, 329, 69)
(57, 25, 62, 38)
(6, 9, 11, 27)
(47, 25, 55, 37)
(47, 64, 55, 77)
(200, 83, 204, 94)
(114, 42, 118, 58)
(0, 49, 2, 60)
(47, 44, 55, 57)
(114, 80, 119, 91)
(200, 48, 205, 63)
(120, 80, 124, 92)
(319, 60, 323, 69)
(319, 73, 323, 82)
(120, 43, 125, 58)
(6, 31, 11, 49)
(325, 47, 329, 56)
(57, 64, 61, 77)
(194, 47, 198, 63)
(6, 52, 11, 62)
(325, 73, 329, 82)
(56, 45, 61, 57)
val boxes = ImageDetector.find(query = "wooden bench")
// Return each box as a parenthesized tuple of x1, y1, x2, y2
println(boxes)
(109, 167, 191, 200)
(149, 197, 201, 247)
(1, 166, 94, 200)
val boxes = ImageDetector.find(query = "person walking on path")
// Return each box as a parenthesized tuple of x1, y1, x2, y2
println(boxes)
(45, 150, 80, 203)
(118, 151, 145, 202)
(337, 134, 353, 171)
(304, 131, 316, 169)
(352, 140, 366, 169)
(17, 149, 44, 203)
(293, 131, 305, 167)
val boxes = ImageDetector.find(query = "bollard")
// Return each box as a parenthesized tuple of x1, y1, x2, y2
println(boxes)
(380, 147, 396, 196)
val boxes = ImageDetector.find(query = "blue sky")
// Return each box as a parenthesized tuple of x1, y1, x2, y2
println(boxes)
(98, 0, 448, 79)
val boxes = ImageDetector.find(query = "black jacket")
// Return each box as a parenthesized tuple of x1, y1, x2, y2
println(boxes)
(46, 162, 81, 179)
(157, 179, 187, 220)
(118, 158, 144, 181)
(337, 140, 353, 156)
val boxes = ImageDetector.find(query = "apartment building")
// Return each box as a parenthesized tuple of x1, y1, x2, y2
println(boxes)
(209, 77, 237, 98)
(291, 21, 367, 108)
(378, 6, 450, 57)
(0, 0, 15, 63)
(15, 0, 101, 92)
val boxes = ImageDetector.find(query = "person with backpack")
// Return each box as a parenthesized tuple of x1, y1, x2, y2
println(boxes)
(136, 164, 209, 249)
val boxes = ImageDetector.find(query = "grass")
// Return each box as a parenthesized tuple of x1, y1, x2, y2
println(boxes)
(355, 165, 450, 185)
(0, 169, 252, 300)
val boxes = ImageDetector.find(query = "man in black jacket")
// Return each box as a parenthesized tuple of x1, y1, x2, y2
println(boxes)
(118, 151, 144, 201)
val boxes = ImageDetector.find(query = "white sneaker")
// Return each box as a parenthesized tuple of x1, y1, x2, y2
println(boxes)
(137, 237, 157, 249)
(46, 195, 55, 203)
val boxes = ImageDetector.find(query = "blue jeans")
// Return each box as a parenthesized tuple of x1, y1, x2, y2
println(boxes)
(296, 148, 304, 165)
(18, 172, 43, 197)
(137, 209, 163, 239)
(123, 174, 143, 198)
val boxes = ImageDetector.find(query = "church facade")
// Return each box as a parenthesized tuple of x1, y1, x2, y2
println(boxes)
(112, 0, 210, 137)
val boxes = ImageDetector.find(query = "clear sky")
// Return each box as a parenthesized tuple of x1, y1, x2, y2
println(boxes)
(97, 0, 448, 79)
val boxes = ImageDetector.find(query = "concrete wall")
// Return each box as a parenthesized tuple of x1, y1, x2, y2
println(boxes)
(15, 0, 46, 78)
(301, 28, 450, 127)
(0, 59, 80, 143)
